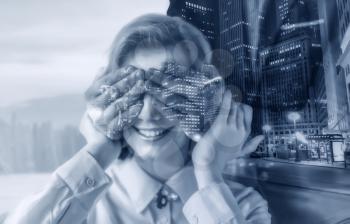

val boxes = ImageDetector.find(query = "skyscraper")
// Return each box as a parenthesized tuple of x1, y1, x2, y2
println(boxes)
(318, 0, 349, 132)
(167, 0, 218, 49)
(260, 0, 327, 153)
(218, 0, 268, 134)
(218, 0, 265, 98)
(336, 0, 350, 125)
(260, 36, 321, 139)
(275, 0, 320, 41)
(337, 0, 350, 52)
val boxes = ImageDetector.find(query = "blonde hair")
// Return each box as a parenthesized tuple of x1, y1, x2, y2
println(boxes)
(104, 13, 212, 74)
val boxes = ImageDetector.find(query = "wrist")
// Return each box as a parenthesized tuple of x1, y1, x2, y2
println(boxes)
(85, 140, 121, 170)
(194, 167, 223, 190)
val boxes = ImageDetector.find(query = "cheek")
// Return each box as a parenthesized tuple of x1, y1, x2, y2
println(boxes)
(122, 126, 190, 160)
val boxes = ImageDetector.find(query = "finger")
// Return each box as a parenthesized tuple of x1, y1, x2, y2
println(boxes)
(236, 105, 244, 129)
(111, 69, 145, 97)
(241, 135, 264, 155)
(85, 65, 137, 101)
(103, 98, 143, 124)
(145, 68, 163, 84)
(145, 79, 197, 105)
(146, 84, 191, 112)
(89, 91, 115, 108)
(109, 101, 144, 130)
(105, 112, 124, 140)
(161, 61, 188, 77)
(201, 64, 220, 79)
(126, 102, 144, 124)
(242, 104, 253, 131)
(98, 65, 137, 86)
(146, 68, 200, 94)
(103, 81, 145, 122)
(216, 90, 232, 123)
(89, 72, 145, 109)
(227, 101, 238, 126)
(149, 96, 186, 123)
(105, 103, 145, 140)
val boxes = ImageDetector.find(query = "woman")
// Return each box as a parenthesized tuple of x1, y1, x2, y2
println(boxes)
(4, 14, 270, 224)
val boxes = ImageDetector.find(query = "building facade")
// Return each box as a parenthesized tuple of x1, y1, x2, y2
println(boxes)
(259, 0, 327, 154)
(318, 0, 349, 132)
(167, 0, 218, 49)
(260, 36, 322, 150)
(336, 0, 350, 125)
(218, 0, 268, 134)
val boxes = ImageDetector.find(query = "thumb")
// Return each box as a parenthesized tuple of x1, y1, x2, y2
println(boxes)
(215, 90, 232, 124)
(79, 112, 94, 140)
(241, 135, 264, 155)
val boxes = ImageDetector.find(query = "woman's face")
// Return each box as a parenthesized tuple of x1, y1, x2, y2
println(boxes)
(123, 46, 191, 175)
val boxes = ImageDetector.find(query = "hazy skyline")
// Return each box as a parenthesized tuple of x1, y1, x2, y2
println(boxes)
(0, 0, 168, 106)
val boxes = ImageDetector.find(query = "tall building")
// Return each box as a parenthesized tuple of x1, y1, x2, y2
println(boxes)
(259, 0, 327, 153)
(336, 0, 350, 127)
(318, 0, 349, 132)
(260, 36, 321, 148)
(218, 0, 268, 134)
(167, 0, 218, 49)
(337, 0, 350, 52)
(313, 66, 328, 127)
(275, 0, 320, 41)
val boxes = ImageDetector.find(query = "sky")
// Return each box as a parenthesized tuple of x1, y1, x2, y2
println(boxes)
(0, 0, 169, 106)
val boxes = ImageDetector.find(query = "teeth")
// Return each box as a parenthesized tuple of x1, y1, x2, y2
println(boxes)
(138, 129, 166, 137)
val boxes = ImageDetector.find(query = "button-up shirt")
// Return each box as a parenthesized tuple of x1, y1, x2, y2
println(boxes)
(4, 150, 271, 224)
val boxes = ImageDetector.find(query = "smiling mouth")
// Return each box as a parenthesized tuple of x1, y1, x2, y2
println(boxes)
(133, 127, 172, 140)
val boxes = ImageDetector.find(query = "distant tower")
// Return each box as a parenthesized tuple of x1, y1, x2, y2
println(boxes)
(167, 0, 219, 50)
(218, 0, 268, 134)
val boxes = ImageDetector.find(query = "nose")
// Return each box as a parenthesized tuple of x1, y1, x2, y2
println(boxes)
(137, 94, 162, 121)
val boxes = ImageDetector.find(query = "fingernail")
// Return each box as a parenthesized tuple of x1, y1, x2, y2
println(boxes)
(149, 69, 161, 79)
(135, 69, 145, 80)
(144, 81, 150, 90)
(124, 65, 135, 74)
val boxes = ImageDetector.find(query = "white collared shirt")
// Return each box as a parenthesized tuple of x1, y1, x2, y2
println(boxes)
(4, 150, 271, 224)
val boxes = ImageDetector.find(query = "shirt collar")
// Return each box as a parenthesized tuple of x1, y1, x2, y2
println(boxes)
(166, 165, 197, 203)
(109, 158, 197, 213)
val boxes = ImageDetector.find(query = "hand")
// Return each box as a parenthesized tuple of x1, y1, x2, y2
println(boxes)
(84, 66, 145, 140)
(191, 90, 264, 188)
(79, 111, 109, 144)
(144, 62, 225, 141)
(79, 111, 122, 170)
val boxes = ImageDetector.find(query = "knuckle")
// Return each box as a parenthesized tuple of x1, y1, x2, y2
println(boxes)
(242, 104, 252, 113)
(123, 65, 136, 74)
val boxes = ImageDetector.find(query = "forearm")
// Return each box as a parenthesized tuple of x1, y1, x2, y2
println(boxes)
(184, 182, 271, 224)
(194, 167, 223, 190)
(84, 140, 121, 170)
(4, 144, 115, 224)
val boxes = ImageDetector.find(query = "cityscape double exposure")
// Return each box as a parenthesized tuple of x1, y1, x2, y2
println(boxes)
(1, 0, 350, 173)
(168, 0, 350, 168)
(1, 1, 350, 223)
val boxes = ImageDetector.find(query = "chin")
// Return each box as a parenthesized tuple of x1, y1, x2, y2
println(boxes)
(123, 125, 189, 160)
